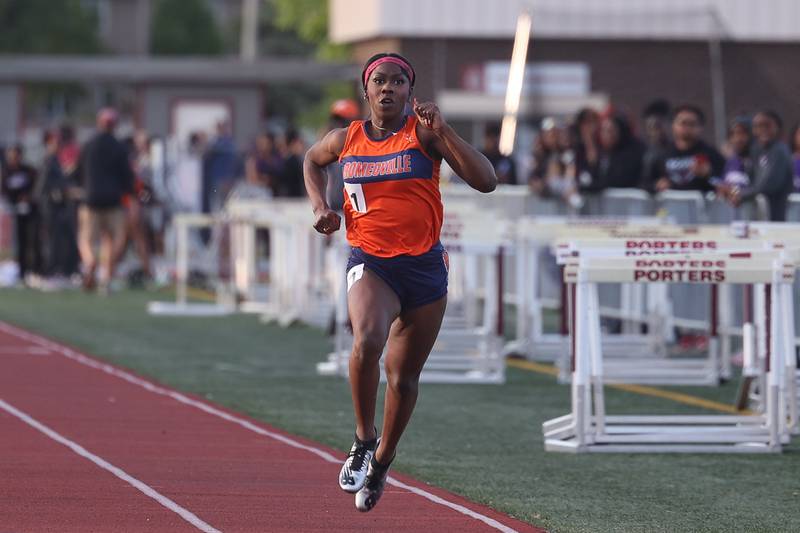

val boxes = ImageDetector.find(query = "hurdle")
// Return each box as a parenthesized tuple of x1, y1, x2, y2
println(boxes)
(552, 237, 715, 385)
(147, 212, 237, 316)
(317, 207, 508, 384)
(225, 199, 334, 327)
(431, 207, 509, 383)
(730, 222, 800, 429)
(506, 216, 703, 362)
(543, 251, 796, 453)
(550, 235, 799, 385)
(603, 224, 800, 384)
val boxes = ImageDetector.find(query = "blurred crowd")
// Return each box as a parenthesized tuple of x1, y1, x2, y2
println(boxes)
(0, 107, 311, 292)
(480, 100, 800, 222)
(3, 97, 800, 293)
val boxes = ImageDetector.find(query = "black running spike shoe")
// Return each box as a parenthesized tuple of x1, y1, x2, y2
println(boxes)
(355, 453, 393, 512)
(338, 434, 377, 493)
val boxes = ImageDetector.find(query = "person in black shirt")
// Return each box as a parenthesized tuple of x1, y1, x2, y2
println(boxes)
(640, 99, 672, 185)
(573, 108, 600, 191)
(72, 108, 134, 291)
(281, 130, 307, 198)
(643, 104, 725, 194)
(1, 144, 41, 283)
(585, 114, 644, 192)
(481, 124, 517, 185)
(791, 123, 800, 192)
(38, 130, 79, 281)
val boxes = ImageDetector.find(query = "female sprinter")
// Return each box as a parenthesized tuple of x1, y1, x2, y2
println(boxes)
(304, 52, 497, 512)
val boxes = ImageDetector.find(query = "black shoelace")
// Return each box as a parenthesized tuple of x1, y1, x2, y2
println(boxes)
(348, 443, 370, 471)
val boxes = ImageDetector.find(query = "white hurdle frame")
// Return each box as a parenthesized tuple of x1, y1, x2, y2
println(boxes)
(148, 212, 236, 316)
(506, 216, 673, 362)
(551, 238, 729, 385)
(317, 208, 508, 384)
(544, 251, 795, 453)
(226, 199, 333, 327)
(550, 236, 799, 385)
(731, 221, 800, 431)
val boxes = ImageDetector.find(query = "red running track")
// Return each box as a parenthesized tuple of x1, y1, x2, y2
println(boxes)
(0, 322, 544, 533)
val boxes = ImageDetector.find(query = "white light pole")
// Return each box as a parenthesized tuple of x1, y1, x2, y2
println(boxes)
(499, 10, 532, 156)
(707, 7, 727, 148)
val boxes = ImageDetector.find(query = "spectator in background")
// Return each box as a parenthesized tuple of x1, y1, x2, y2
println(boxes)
(719, 116, 753, 192)
(133, 130, 164, 255)
(790, 123, 800, 192)
(173, 132, 206, 213)
(38, 130, 79, 284)
(1, 144, 41, 284)
(226, 150, 273, 203)
(118, 131, 155, 284)
(72, 108, 134, 291)
(203, 121, 240, 214)
(572, 108, 600, 191)
(230, 133, 276, 276)
(324, 99, 361, 211)
(640, 99, 672, 185)
(643, 104, 724, 194)
(245, 132, 284, 196)
(281, 130, 306, 198)
(481, 124, 517, 185)
(726, 110, 794, 221)
(587, 114, 645, 191)
(529, 117, 582, 210)
(58, 124, 80, 175)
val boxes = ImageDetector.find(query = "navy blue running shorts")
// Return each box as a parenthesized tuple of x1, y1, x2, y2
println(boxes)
(346, 242, 449, 310)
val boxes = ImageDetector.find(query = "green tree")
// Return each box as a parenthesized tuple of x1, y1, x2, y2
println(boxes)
(0, 0, 101, 54)
(270, 0, 349, 60)
(221, 0, 315, 57)
(150, 0, 223, 55)
(265, 0, 355, 127)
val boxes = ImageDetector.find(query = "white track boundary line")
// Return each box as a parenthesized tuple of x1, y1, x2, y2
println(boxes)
(0, 397, 220, 533)
(0, 321, 521, 533)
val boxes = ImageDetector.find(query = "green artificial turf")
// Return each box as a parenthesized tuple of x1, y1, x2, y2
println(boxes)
(1, 288, 798, 533)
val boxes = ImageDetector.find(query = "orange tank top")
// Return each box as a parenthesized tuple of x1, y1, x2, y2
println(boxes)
(338, 115, 442, 257)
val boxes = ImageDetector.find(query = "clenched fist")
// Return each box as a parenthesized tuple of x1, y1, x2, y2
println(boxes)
(313, 208, 341, 235)
(413, 98, 445, 133)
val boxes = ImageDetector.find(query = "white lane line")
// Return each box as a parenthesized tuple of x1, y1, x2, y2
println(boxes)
(0, 322, 522, 533)
(388, 478, 520, 533)
(0, 397, 220, 533)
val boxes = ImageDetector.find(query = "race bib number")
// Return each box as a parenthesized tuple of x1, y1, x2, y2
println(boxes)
(347, 263, 365, 291)
(344, 182, 367, 213)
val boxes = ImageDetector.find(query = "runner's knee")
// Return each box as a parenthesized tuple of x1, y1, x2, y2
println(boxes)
(384, 369, 419, 397)
(351, 333, 385, 363)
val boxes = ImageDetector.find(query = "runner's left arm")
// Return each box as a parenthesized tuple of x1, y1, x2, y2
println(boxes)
(413, 98, 497, 193)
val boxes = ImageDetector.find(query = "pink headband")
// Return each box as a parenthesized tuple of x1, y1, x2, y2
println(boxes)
(363, 57, 415, 88)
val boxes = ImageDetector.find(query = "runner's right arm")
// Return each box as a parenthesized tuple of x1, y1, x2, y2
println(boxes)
(304, 128, 347, 234)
